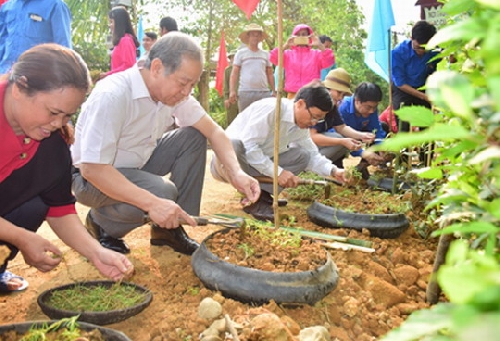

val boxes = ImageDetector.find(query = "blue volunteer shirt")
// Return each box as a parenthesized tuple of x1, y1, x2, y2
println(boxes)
(338, 96, 386, 157)
(391, 39, 440, 89)
(0, 0, 72, 73)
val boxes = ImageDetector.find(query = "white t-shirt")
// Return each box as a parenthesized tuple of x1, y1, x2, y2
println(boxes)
(233, 47, 272, 92)
(72, 66, 205, 169)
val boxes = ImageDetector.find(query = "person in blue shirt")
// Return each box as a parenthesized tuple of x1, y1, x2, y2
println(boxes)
(310, 69, 373, 169)
(0, 0, 72, 74)
(319, 35, 336, 81)
(391, 21, 439, 132)
(338, 82, 386, 179)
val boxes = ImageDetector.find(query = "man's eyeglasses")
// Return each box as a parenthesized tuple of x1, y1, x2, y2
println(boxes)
(307, 106, 325, 124)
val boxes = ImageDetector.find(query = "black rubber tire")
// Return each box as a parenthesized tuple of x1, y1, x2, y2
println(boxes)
(367, 177, 411, 192)
(37, 281, 152, 326)
(0, 320, 131, 340)
(191, 228, 339, 305)
(307, 201, 409, 239)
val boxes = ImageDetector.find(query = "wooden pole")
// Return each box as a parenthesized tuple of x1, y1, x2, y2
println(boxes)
(273, 0, 283, 228)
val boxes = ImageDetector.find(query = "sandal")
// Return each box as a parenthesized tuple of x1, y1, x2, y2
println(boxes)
(0, 271, 29, 293)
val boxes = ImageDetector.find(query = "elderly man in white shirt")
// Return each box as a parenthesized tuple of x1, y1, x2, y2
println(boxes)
(211, 82, 347, 221)
(72, 32, 260, 256)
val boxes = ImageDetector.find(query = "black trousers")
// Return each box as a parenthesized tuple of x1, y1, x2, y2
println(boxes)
(392, 85, 431, 132)
(0, 196, 48, 272)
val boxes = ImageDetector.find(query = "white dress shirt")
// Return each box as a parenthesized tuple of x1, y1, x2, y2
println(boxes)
(225, 97, 335, 177)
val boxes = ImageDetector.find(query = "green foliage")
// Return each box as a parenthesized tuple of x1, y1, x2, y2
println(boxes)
(284, 171, 325, 201)
(66, 0, 111, 71)
(21, 316, 91, 340)
(379, 0, 500, 339)
(246, 219, 302, 250)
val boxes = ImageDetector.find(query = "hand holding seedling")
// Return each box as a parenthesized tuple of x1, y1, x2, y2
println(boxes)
(331, 167, 348, 184)
(91, 247, 135, 282)
(343, 138, 362, 151)
(359, 132, 375, 143)
(361, 150, 385, 166)
(17, 231, 62, 272)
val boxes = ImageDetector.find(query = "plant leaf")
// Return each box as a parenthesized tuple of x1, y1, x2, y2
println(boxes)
(395, 106, 435, 127)
(379, 303, 454, 341)
(372, 124, 471, 151)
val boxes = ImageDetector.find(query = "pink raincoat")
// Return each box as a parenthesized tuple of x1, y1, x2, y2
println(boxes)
(270, 24, 335, 93)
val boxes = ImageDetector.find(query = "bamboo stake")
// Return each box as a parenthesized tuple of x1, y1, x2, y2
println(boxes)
(273, 0, 284, 229)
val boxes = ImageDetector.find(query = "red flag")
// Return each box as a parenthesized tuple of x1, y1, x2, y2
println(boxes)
(215, 32, 228, 97)
(232, 0, 260, 19)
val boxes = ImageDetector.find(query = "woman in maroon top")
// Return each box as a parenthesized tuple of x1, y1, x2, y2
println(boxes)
(0, 44, 133, 292)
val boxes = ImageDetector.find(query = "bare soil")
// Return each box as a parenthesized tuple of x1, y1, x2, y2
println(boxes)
(0, 153, 440, 341)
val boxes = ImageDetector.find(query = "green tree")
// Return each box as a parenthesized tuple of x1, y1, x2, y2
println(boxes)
(66, 0, 112, 73)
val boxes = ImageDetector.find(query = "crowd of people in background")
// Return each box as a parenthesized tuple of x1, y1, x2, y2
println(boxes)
(0, 0, 442, 293)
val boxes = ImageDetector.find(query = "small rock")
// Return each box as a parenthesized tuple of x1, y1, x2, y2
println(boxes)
(198, 297, 223, 320)
(393, 265, 419, 287)
(250, 313, 289, 341)
(362, 274, 406, 307)
(416, 280, 428, 290)
(210, 318, 226, 332)
(344, 297, 360, 317)
(299, 326, 331, 341)
(280, 315, 301, 335)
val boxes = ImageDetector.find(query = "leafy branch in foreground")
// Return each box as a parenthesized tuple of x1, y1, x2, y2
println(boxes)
(379, 0, 500, 339)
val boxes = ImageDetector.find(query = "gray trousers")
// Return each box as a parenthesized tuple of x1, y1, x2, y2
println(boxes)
(72, 127, 207, 238)
(317, 131, 349, 167)
(210, 139, 310, 195)
(237, 90, 271, 113)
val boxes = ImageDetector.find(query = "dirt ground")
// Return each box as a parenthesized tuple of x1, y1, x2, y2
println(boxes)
(0, 151, 439, 341)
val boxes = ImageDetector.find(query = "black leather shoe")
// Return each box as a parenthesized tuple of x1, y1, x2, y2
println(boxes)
(150, 225, 199, 255)
(85, 213, 130, 254)
(85, 212, 100, 239)
(355, 159, 371, 180)
(259, 190, 288, 207)
(99, 228, 130, 254)
(243, 200, 274, 222)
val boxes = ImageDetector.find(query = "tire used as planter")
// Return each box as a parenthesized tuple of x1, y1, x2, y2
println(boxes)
(37, 280, 153, 326)
(0, 320, 132, 341)
(367, 177, 411, 192)
(307, 201, 409, 239)
(191, 228, 339, 306)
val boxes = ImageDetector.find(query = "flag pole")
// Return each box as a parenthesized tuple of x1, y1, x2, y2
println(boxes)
(388, 28, 393, 135)
(273, 0, 283, 228)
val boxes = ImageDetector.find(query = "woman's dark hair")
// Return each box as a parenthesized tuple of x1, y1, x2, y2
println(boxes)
(354, 82, 383, 103)
(109, 7, 140, 48)
(8, 43, 91, 143)
(9, 43, 91, 95)
(295, 80, 333, 112)
(319, 35, 333, 44)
